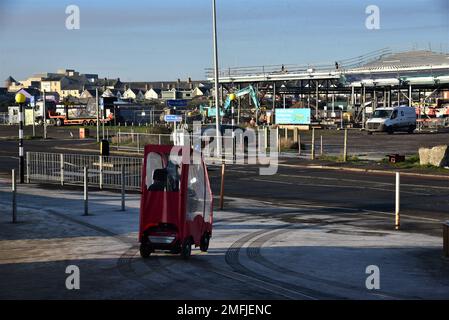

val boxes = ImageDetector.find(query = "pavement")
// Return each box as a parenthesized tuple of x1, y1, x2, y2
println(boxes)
(1, 169, 449, 299)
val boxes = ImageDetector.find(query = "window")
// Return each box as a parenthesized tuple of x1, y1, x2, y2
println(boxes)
(372, 110, 392, 118)
(186, 163, 205, 221)
(391, 110, 398, 119)
(145, 152, 181, 192)
(145, 152, 163, 189)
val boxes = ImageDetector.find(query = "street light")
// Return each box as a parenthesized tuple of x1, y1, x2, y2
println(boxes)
(15, 93, 26, 183)
(212, 0, 221, 157)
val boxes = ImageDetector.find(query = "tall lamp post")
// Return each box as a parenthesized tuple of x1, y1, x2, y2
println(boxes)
(15, 93, 26, 183)
(212, 0, 221, 157)
(96, 88, 100, 143)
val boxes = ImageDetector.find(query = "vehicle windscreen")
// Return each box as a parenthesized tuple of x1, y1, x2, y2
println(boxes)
(146, 152, 181, 192)
(371, 110, 392, 118)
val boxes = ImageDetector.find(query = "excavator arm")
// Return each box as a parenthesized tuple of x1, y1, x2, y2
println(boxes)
(223, 85, 260, 110)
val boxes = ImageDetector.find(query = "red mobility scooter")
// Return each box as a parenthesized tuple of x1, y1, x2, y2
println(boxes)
(139, 145, 213, 259)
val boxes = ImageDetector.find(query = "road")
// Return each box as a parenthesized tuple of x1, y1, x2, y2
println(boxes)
(1, 161, 448, 299)
(208, 162, 449, 237)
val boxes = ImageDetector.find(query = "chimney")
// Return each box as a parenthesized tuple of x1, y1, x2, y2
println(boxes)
(145, 83, 149, 91)
(124, 84, 128, 91)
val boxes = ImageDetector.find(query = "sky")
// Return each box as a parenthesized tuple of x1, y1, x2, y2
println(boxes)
(0, 0, 448, 82)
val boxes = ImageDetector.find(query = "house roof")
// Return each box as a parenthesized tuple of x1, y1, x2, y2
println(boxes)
(42, 74, 65, 81)
(81, 89, 97, 97)
(361, 50, 449, 69)
(146, 88, 162, 94)
(126, 88, 142, 95)
(5, 76, 17, 83)
(16, 87, 41, 97)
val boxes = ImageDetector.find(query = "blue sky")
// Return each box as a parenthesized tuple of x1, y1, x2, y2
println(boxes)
(0, 0, 448, 82)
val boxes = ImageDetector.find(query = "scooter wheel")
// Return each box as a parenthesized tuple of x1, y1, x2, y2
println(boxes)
(200, 234, 210, 252)
(181, 239, 192, 259)
(139, 243, 152, 258)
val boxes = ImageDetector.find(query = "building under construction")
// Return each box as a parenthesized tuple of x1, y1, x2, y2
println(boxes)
(206, 48, 449, 127)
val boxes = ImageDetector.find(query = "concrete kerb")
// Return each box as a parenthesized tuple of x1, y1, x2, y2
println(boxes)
(279, 163, 449, 180)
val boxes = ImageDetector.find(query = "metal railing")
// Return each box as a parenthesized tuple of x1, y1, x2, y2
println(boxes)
(115, 132, 174, 152)
(205, 48, 392, 78)
(27, 152, 143, 190)
(112, 129, 274, 159)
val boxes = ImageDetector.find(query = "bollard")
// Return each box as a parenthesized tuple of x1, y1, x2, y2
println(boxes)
(320, 135, 323, 156)
(137, 133, 140, 153)
(395, 172, 400, 230)
(121, 165, 126, 211)
(264, 127, 268, 153)
(158, 134, 161, 145)
(298, 133, 301, 157)
(26, 152, 30, 184)
(60, 153, 64, 186)
(117, 129, 121, 150)
(343, 129, 348, 162)
(311, 128, 315, 160)
(277, 128, 280, 153)
(219, 162, 226, 210)
(99, 156, 103, 190)
(12, 169, 17, 223)
(84, 167, 88, 216)
(444, 221, 449, 257)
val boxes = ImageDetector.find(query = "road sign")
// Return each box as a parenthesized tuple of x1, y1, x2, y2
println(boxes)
(164, 115, 183, 122)
(167, 99, 188, 108)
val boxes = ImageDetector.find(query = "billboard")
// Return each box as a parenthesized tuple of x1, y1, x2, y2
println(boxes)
(275, 108, 311, 125)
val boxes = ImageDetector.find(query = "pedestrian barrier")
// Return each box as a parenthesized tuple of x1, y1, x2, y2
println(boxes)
(27, 152, 142, 190)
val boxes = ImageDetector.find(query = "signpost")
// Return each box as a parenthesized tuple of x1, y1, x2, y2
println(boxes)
(100, 97, 105, 139)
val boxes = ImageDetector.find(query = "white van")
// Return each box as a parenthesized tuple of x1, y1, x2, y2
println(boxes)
(366, 106, 416, 134)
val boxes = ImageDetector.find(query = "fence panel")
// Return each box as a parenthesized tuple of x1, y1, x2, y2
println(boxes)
(28, 152, 142, 190)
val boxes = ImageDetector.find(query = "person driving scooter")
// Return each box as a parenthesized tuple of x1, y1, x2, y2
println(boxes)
(148, 168, 167, 191)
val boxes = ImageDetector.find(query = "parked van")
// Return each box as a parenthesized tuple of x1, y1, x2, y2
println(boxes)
(366, 106, 416, 134)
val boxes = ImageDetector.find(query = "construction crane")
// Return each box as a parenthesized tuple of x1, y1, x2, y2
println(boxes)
(223, 85, 260, 110)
